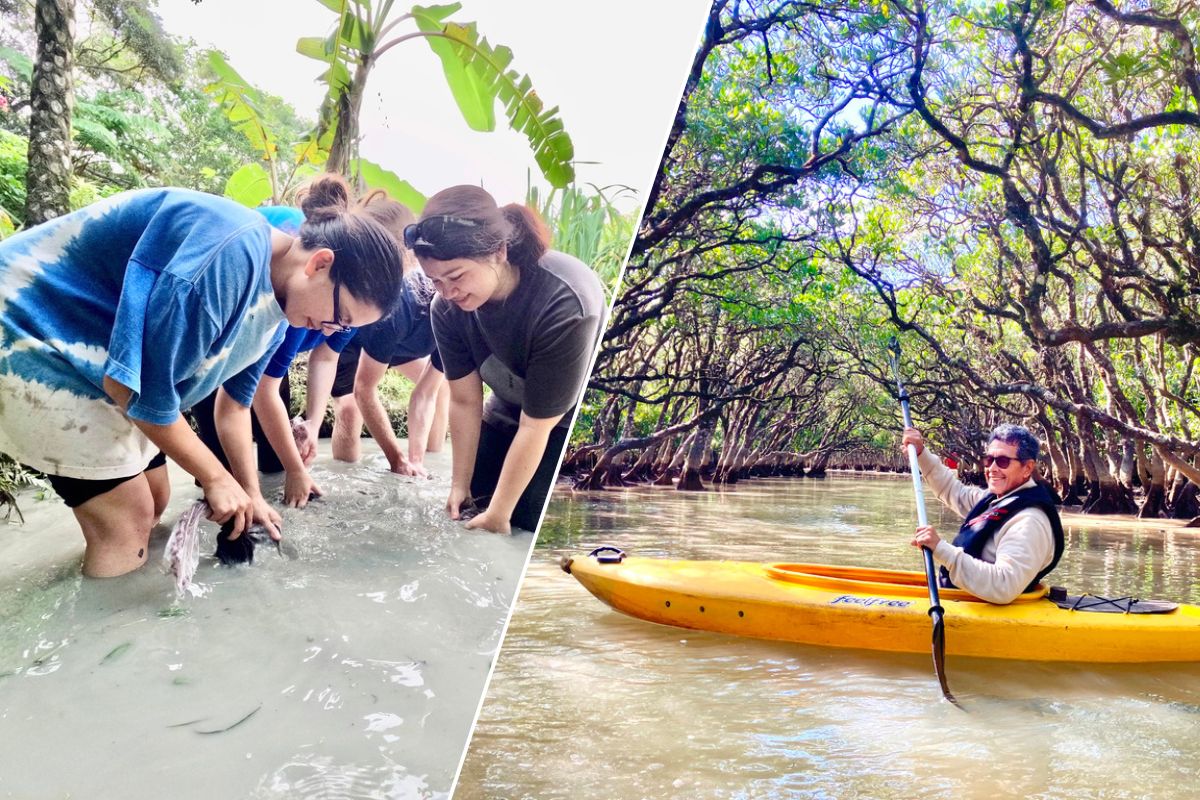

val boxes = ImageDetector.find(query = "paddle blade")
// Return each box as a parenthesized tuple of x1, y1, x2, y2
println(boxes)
(929, 611, 962, 708)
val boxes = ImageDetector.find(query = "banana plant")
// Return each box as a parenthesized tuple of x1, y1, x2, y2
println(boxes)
(203, 50, 423, 210)
(298, 0, 575, 188)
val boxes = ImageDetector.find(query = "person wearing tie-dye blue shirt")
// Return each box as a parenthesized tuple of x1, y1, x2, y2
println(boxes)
(191, 205, 357, 509)
(0, 175, 403, 577)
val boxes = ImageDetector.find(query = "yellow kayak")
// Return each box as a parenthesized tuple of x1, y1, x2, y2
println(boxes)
(562, 549, 1200, 663)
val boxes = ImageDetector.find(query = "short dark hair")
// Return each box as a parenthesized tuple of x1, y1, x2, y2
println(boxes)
(989, 423, 1040, 462)
(294, 175, 403, 316)
(409, 185, 551, 270)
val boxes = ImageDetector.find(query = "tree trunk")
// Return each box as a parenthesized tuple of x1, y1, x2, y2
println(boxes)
(1138, 448, 1167, 519)
(24, 0, 75, 225)
(677, 421, 713, 491)
(328, 56, 371, 178)
(657, 431, 693, 486)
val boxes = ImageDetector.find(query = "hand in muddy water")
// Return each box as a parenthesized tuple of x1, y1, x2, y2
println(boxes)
(446, 486, 472, 520)
(387, 452, 425, 478)
(201, 473, 254, 536)
(284, 469, 322, 508)
(216, 520, 300, 564)
(249, 494, 282, 541)
(464, 506, 511, 535)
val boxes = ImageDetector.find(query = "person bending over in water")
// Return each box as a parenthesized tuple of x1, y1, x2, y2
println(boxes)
(0, 176, 403, 576)
(325, 192, 449, 478)
(902, 423, 1064, 603)
(406, 186, 606, 533)
(194, 190, 425, 506)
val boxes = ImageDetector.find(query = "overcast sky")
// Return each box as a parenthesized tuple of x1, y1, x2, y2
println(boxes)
(155, 0, 710, 209)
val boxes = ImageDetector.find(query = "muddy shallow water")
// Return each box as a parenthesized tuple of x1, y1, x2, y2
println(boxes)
(0, 441, 531, 800)
(456, 474, 1200, 800)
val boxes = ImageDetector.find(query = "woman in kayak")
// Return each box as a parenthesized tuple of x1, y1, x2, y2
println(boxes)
(406, 185, 606, 533)
(901, 424, 1064, 603)
(0, 176, 403, 577)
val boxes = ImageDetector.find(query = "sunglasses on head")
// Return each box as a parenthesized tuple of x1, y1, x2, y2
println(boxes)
(982, 455, 1025, 469)
(402, 215, 481, 250)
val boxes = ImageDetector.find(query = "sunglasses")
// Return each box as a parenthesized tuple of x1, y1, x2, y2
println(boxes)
(982, 455, 1026, 469)
(319, 279, 352, 334)
(402, 215, 481, 250)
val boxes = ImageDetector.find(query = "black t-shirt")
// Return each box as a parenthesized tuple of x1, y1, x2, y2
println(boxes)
(431, 250, 606, 429)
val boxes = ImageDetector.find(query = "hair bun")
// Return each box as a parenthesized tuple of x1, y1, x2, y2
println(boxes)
(299, 174, 352, 223)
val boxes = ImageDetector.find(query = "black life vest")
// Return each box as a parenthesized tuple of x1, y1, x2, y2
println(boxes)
(939, 483, 1065, 593)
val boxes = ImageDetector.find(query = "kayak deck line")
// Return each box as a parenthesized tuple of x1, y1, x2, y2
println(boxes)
(564, 550, 1200, 663)
(764, 563, 1048, 604)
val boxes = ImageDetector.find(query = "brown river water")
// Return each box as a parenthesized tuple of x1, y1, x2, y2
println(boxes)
(455, 474, 1200, 800)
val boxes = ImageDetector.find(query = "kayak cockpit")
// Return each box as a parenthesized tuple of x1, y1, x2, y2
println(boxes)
(764, 563, 1048, 604)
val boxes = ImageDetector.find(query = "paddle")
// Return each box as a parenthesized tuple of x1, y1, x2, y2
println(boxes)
(887, 337, 960, 707)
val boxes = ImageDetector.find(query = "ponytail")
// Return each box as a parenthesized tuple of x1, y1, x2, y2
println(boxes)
(499, 204, 550, 270)
(409, 185, 552, 270)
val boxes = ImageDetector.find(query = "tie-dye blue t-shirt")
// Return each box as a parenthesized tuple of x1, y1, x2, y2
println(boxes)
(254, 206, 356, 379)
(0, 188, 286, 479)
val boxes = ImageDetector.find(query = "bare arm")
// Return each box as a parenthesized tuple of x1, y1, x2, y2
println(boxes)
(102, 376, 254, 535)
(352, 351, 418, 476)
(304, 342, 340, 445)
(215, 387, 282, 539)
(446, 371, 484, 520)
(406, 359, 445, 467)
(252, 374, 321, 508)
(465, 411, 562, 534)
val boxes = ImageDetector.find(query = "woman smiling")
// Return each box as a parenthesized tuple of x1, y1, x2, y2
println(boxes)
(407, 186, 606, 533)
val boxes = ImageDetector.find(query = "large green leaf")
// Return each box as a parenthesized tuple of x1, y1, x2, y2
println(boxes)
(296, 36, 332, 61)
(429, 21, 575, 186)
(203, 51, 278, 161)
(351, 157, 427, 213)
(224, 163, 273, 208)
(412, 8, 494, 131)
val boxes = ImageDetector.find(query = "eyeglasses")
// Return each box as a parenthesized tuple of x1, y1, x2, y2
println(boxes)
(402, 215, 481, 250)
(982, 455, 1025, 469)
(319, 279, 353, 334)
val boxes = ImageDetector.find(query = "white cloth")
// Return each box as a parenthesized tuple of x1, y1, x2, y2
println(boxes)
(917, 448, 1055, 604)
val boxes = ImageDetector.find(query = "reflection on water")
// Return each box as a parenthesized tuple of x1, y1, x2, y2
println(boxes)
(0, 444, 531, 800)
(457, 475, 1200, 800)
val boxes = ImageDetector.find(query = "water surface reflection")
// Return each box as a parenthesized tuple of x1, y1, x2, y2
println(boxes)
(457, 475, 1200, 800)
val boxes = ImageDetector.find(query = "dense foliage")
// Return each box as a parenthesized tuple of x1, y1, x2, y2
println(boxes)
(575, 0, 1200, 520)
